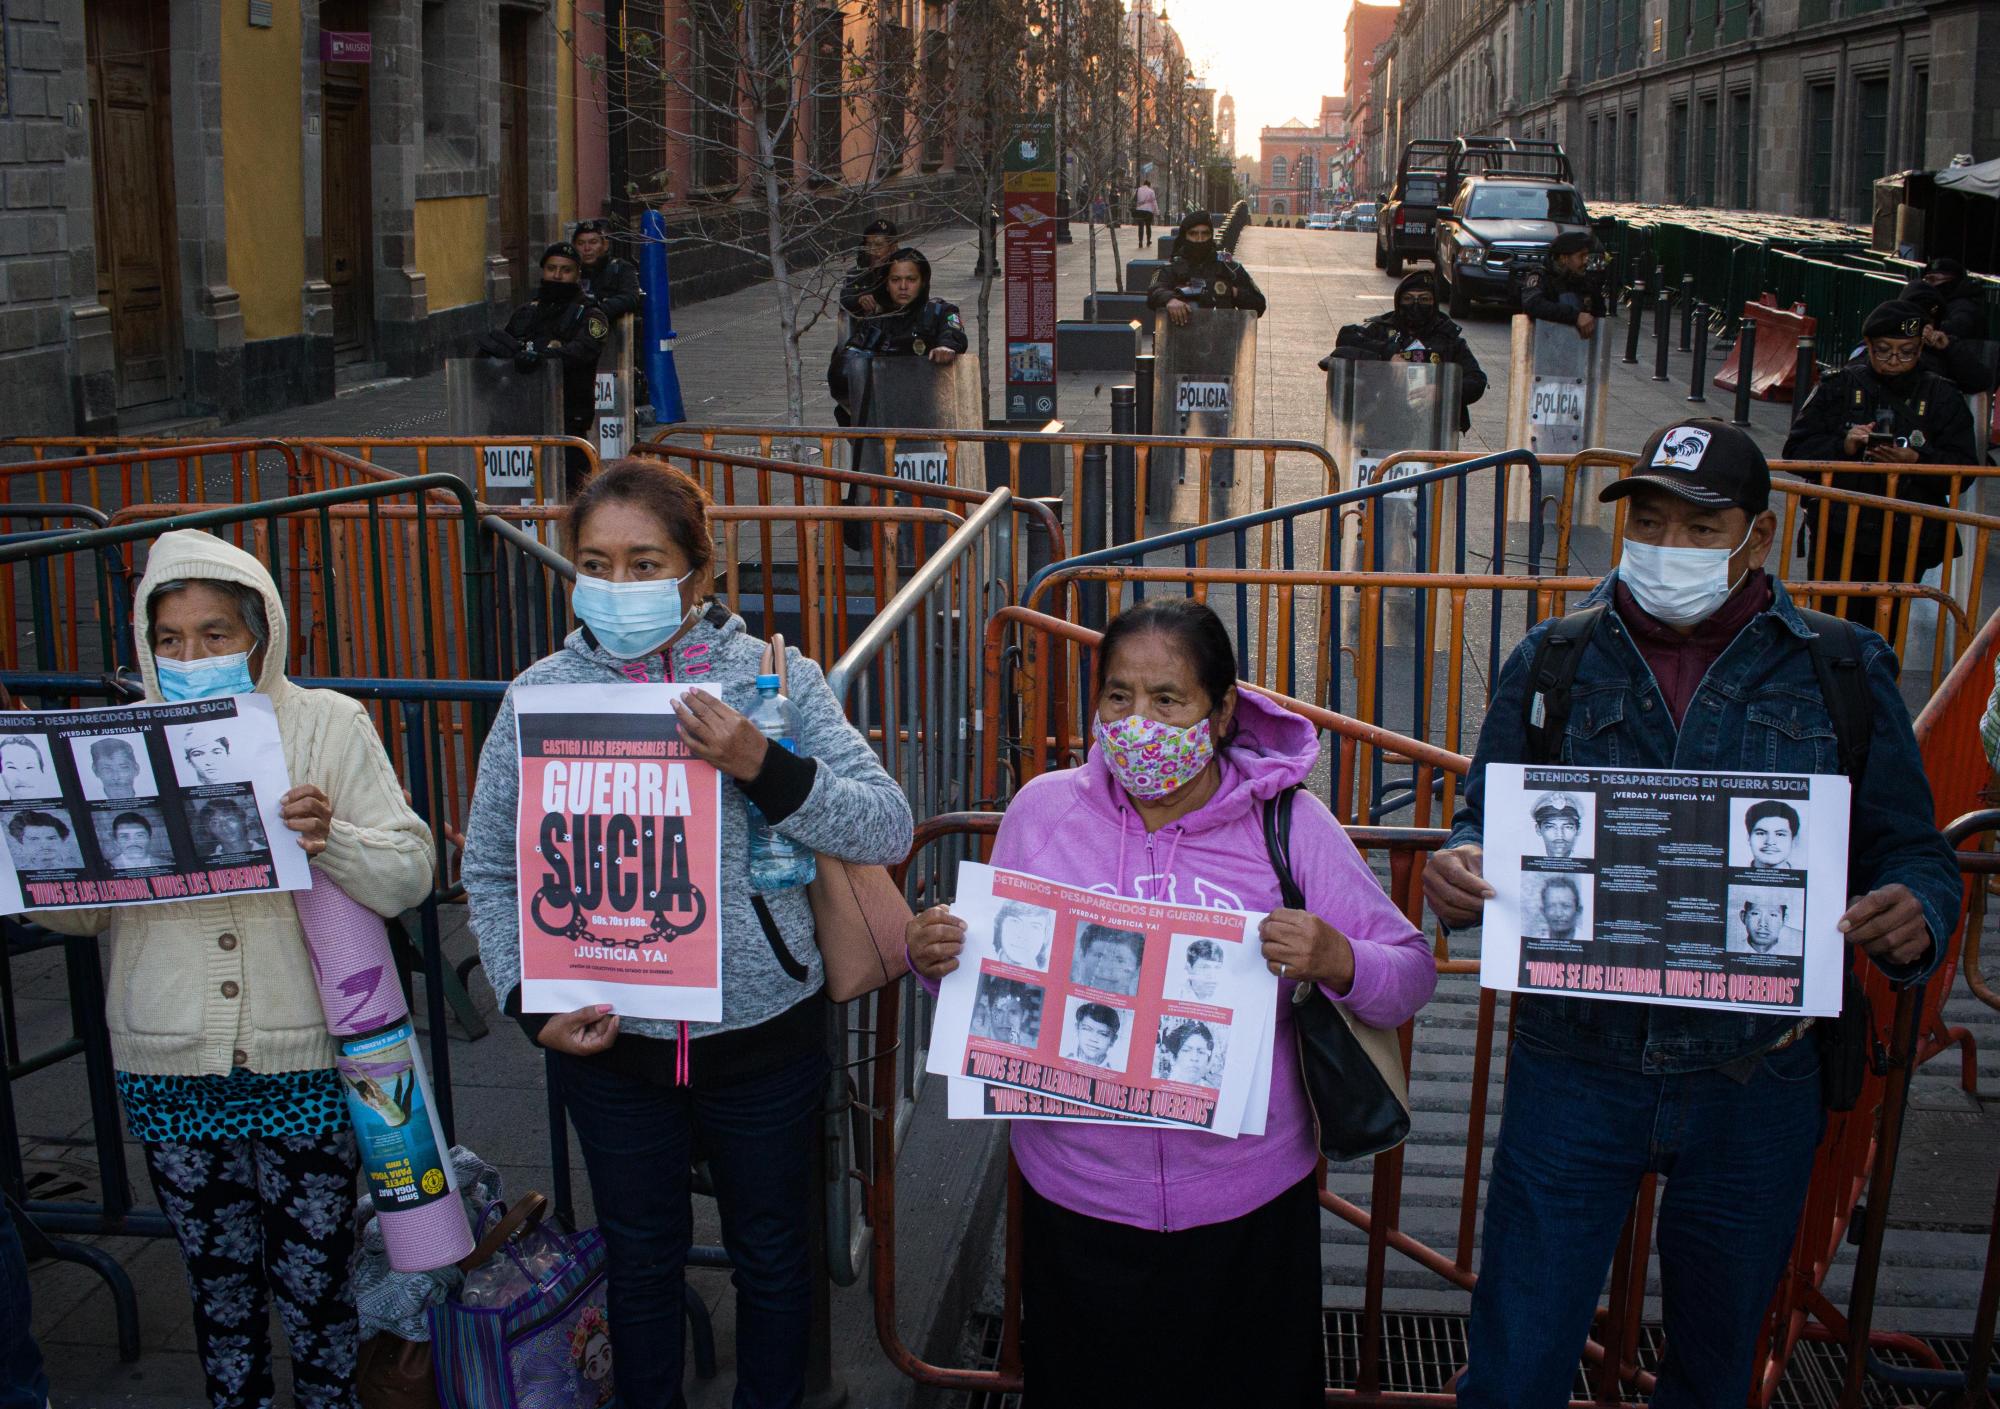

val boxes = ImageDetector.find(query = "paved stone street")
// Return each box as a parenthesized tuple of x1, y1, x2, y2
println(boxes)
(10, 221, 1998, 1407)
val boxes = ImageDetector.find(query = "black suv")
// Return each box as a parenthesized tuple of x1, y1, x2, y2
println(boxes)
(1432, 139, 1590, 317)
(1375, 139, 1453, 276)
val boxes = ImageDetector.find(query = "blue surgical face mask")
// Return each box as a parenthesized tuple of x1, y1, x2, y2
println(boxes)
(1618, 526, 1754, 626)
(571, 573, 692, 660)
(156, 651, 257, 702)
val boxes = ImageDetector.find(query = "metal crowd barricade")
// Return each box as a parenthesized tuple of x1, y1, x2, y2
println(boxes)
(0, 505, 120, 678)
(817, 489, 1012, 1288)
(301, 436, 598, 508)
(641, 426, 1342, 571)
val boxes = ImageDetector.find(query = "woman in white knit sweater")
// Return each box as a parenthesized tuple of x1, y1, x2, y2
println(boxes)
(32, 529, 434, 1409)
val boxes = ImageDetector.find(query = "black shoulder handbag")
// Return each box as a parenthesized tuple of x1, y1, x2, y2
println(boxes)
(1263, 786, 1412, 1161)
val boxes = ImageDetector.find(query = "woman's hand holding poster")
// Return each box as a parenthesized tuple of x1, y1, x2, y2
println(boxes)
(1477, 763, 1850, 1016)
(926, 863, 1279, 1136)
(0, 695, 307, 911)
(513, 684, 723, 1022)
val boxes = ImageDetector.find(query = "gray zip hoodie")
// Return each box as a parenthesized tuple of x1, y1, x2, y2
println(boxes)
(463, 603, 914, 1041)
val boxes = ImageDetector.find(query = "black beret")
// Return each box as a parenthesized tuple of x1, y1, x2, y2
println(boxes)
(1862, 299, 1926, 339)
(540, 241, 581, 267)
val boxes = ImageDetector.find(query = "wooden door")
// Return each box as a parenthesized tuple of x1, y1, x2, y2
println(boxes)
(87, 0, 181, 410)
(322, 72, 373, 355)
(499, 10, 532, 289)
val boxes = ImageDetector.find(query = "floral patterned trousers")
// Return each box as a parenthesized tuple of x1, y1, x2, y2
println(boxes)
(142, 1130, 362, 1409)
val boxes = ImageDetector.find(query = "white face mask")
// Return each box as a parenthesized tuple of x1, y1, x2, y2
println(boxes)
(1618, 526, 1754, 626)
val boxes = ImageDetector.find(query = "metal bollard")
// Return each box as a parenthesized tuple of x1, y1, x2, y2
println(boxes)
(1624, 280, 1647, 365)
(1789, 337, 1819, 426)
(1653, 287, 1673, 381)
(1078, 443, 1108, 630)
(1687, 303, 1709, 402)
(1679, 275, 1696, 352)
(1652, 264, 1669, 342)
(1110, 386, 1138, 546)
(1134, 352, 1156, 437)
(1732, 318, 1757, 427)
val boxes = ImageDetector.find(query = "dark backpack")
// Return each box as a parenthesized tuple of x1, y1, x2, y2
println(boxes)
(1516, 601, 1880, 1109)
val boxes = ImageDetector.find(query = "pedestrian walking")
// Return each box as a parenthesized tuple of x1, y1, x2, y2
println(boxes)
(462, 459, 913, 1409)
(29, 530, 436, 1409)
(1147, 210, 1267, 326)
(1424, 419, 1961, 1405)
(1784, 298, 1979, 625)
(1134, 178, 1158, 244)
(908, 598, 1435, 1409)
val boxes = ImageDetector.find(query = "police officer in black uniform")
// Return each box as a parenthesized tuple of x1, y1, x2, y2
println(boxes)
(573, 219, 642, 324)
(1321, 270, 1488, 432)
(1784, 297, 1979, 623)
(1520, 230, 1608, 339)
(1146, 210, 1267, 326)
(480, 242, 608, 491)
(827, 245, 968, 424)
(840, 218, 900, 319)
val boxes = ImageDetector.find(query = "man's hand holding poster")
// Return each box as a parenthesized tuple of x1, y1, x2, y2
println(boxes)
(926, 863, 1278, 1135)
(514, 684, 723, 1022)
(1477, 764, 1850, 1016)
(0, 695, 308, 912)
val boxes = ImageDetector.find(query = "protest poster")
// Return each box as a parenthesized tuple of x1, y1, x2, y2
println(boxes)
(926, 863, 1277, 1134)
(513, 684, 724, 1022)
(1478, 764, 1850, 1017)
(0, 695, 308, 913)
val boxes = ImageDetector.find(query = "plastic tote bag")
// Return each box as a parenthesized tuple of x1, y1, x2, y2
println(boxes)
(428, 1194, 614, 1408)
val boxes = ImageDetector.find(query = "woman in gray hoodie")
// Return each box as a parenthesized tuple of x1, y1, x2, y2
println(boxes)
(463, 458, 912, 1407)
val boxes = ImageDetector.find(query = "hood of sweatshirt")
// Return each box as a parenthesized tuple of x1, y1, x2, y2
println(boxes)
(131, 530, 293, 705)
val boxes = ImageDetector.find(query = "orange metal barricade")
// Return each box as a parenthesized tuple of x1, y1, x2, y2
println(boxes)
(642, 425, 1343, 572)
(0, 440, 310, 511)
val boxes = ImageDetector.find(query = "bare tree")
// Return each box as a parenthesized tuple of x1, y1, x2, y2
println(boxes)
(1061, 0, 1132, 300)
(567, 1, 965, 429)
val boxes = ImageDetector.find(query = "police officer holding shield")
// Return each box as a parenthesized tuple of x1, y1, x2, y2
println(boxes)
(479, 242, 608, 489)
(573, 219, 643, 324)
(1147, 210, 1267, 327)
(1322, 270, 1488, 432)
(1520, 231, 1608, 339)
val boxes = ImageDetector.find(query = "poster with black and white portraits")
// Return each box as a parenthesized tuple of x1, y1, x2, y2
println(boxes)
(1478, 764, 1849, 1016)
(0, 695, 307, 912)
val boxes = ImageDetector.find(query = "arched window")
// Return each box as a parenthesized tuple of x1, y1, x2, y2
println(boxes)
(1272, 155, 1288, 185)
(1272, 198, 1288, 214)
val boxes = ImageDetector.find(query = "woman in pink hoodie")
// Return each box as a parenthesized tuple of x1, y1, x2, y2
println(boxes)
(909, 598, 1436, 1406)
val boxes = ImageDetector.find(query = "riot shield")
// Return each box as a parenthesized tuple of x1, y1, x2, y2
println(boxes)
(1149, 307, 1258, 522)
(1325, 359, 1461, 647)
(593, 320, 634, 464)
(1512, 315, 1615, 568)
(445, 357, 563, 505)
(849, 353, 983, 488)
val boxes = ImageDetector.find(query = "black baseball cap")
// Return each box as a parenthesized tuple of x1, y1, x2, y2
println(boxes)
(1550, 231, 1593, 257)
(1599, 419, 1771, 514)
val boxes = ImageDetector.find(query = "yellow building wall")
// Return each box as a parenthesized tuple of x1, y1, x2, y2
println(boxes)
(221, 7, 305, 342)
(415, 196, 488, 312)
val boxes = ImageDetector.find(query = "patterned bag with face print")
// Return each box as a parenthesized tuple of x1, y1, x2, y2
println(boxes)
(429, 1194, 613, 1409)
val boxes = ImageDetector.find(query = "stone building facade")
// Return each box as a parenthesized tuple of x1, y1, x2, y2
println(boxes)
(1380, 0, 2000, 222)
(1257, 97, 1348, 216)
(0, 0, 563, 434)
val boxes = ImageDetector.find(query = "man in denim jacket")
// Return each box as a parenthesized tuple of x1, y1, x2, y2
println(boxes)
(1424, 419, 1961, 1406)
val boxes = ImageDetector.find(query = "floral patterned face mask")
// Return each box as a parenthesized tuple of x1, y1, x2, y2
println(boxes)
(1092, 714, 1215, 801)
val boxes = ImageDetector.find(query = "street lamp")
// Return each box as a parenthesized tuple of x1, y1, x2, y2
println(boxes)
(1134, 3, 1167, 216)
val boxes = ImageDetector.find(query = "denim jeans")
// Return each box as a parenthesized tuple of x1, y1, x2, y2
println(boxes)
(1460, 1033, 1824, 1408)
(0, 1200, 48, 1409)
(558, 1046, 827, 1409)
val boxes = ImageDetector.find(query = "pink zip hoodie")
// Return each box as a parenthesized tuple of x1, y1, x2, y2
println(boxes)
(933, 689, 1437, 1232)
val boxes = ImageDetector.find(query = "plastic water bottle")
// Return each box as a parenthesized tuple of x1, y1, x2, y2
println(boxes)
(746, 674, 817, 893)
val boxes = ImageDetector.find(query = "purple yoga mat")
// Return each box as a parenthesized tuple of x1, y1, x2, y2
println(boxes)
(297, 872, 473, 1271)
(294, 869, 411, 1036)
